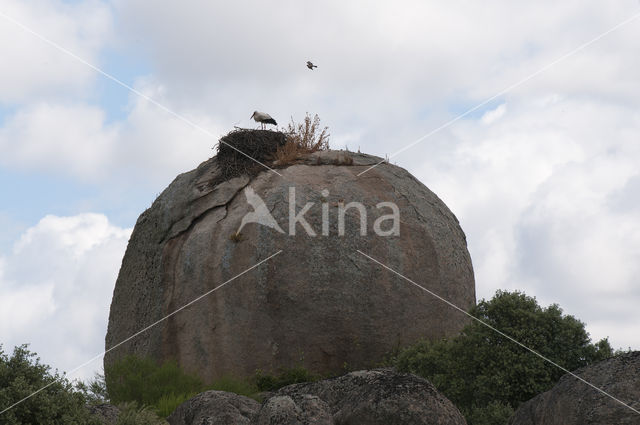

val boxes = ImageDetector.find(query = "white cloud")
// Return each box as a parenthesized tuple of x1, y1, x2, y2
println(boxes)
(481, 103, 507, 125)
(0, 0, 112, 104)
(0, 214, 131, 379)
(0, 102, 117, 180)
(415, 96, 640, 351)
(112, 78, 222, 184)
(0, 283, 56, 340)
(0, 83, 219, 183)
(4, 0, 639, 186)
(106, 0, 640, 153)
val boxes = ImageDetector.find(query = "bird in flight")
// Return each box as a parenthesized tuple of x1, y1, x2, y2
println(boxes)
(251, 111, 277, 129)
(306, 61, 318, 70)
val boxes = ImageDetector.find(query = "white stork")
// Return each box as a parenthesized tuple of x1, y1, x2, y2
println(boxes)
(251, 111, 277, 129)
(306, 61, 317, 70)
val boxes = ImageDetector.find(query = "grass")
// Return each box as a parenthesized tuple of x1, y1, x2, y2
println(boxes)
(255, 365, 320, 392)
(153, 393, 198, 418)
(105, 356, 203, 409)
(115, 402, 168, 425)
(103, 356, 318, 418)
(209, 375, 259, 397)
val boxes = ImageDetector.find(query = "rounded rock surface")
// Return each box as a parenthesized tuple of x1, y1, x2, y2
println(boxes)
(255, 395, 333, 425)
(265, 368, 467, 425)
(105, 150, 475, 381)
(509, 351, 640, 425)
(167, 390, 260, 425)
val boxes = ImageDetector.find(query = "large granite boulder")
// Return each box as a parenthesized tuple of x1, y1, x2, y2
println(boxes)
(509, 351, 640, 424)
(255, 368, 467, 425)
(105, 146, 475, 382)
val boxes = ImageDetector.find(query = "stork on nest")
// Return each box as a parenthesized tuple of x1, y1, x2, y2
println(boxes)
(251, 111, 277, 129)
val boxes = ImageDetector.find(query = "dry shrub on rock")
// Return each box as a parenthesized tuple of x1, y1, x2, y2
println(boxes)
(273, 114, 330, 165)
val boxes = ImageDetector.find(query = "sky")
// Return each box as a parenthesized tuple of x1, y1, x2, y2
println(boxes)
(0, 0, 639, 382)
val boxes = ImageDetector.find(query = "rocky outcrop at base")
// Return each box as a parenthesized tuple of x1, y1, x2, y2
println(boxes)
(167, 369, 466, 425)
(509, 351, 640, 425)
(256, 368, 467, 425)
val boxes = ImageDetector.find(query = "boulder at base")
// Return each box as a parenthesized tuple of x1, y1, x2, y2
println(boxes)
(167, 391, 260, 425)
(509, 351, 640, 425)
(167, 369, 466, 425)
(105, 146, 475, 382)
(255, 368, 467, 425)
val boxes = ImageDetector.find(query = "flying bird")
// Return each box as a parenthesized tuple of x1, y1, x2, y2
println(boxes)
(306, 61, 317, 70)
(251, 111, 277, 129)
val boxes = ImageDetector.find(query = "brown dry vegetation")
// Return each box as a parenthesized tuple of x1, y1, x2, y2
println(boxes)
(272, 113, 330, 165)
(229, 232, 243, 243)
(213, 114, 330, 185)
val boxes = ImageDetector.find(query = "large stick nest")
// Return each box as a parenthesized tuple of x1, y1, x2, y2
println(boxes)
(215, 129, 287, 183)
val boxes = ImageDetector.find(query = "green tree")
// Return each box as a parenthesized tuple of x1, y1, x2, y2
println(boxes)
(395, 290, 613, 425)
(75, 372, 108, 405)
(0, 344, 101, 425)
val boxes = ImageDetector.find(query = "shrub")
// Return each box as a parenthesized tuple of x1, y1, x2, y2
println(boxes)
(255, 366, 319, 392)
(285, 113, 330, 152)
(105, 356, 204, 408)
(272, 140, 303, 165)
(273, 113, 330, 165)
(115, 402, 167, 425)
(75, 372, 108, 405)
(104, 356, 322, 416)
(153, 393, 197, 418)
(394, 290, 614, 425)
(105, 356, 263, 416)
(0, 344, 102, 425)
(229, 232, 243, 243)
(209, 375, 258, 397)
(466, 401, 514, 425)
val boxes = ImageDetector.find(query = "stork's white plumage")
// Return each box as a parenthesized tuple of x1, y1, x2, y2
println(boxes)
(306, 61, 317, 70)
(251, 111, 277, 129)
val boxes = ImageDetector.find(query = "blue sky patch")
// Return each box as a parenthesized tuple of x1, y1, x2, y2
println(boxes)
(92, 46, 152, 124)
